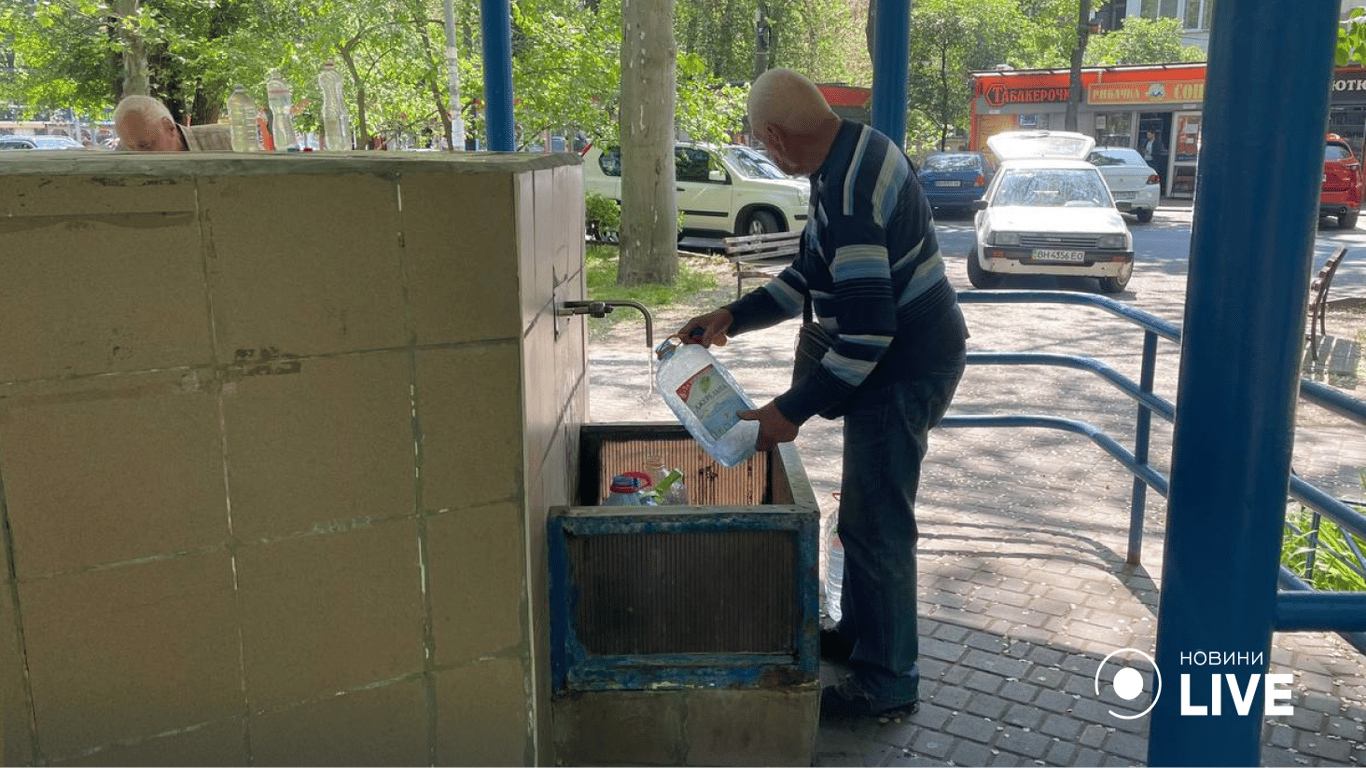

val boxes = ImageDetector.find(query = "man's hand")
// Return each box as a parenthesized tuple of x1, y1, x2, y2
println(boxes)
(738, 402, 799, 453)
(677, 308, 733, 347)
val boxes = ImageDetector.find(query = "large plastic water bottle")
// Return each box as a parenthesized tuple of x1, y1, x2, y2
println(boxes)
(227, 86, 259, 152)
(265, 69, 298, 151)
(317, 60, 351, 151)
(601, 472, 656, 506)
(655, 337, 759, 468)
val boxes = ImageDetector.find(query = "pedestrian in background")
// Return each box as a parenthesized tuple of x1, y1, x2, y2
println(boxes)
(677, 67, 969, 719)
(113, 95, 232, 152)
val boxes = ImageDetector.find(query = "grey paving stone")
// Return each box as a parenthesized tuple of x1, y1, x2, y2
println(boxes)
(1001, 702, 1046, 730)
(1079, 723, 1109, 748)
(1103, 730, 1148, 763)
(932, 622, 971, 643)
(944, 712, 998, 743)
(1045, 739, 1079, 765)
(994, 727, 1051, 760)
(964, 669, 1006, 695)
(922, 635, 970, 664)
(1033, 688, 1077, 715)
(1039, 712, 1084, 741)
(909, 729, 953, 760)
(931, 684, 973, 712)
(949, 739, 995, 767)
(908, 701, 953, 732)
(964, 693, 1011, 720)
(1297, 732, 1354, 762)
(999, 679, 1040, 704)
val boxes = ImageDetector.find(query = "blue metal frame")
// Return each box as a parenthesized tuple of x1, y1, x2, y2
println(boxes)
(547, 508, 820, 693)
(956, 290, 1366, 764)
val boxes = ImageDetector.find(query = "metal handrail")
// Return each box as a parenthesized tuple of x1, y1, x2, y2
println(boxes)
(951, 290, 1366, 647)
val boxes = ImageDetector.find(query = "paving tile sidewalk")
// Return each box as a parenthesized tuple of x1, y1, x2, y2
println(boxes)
(585, 209, 1366, 765)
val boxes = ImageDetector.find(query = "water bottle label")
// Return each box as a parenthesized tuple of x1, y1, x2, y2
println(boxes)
(675, 364, 747, 442)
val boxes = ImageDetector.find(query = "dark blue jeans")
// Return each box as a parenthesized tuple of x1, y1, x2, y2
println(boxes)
(835, 350, 964, 708)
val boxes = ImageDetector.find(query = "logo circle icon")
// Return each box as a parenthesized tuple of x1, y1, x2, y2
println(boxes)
(1094, 648, 1162, 720)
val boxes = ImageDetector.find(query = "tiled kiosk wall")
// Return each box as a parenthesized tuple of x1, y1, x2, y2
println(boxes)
(0, 152, 587, 766)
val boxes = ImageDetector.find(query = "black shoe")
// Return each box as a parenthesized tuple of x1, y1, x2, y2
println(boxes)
(819, 678, 919, 720)
(820, 629, 854, 663)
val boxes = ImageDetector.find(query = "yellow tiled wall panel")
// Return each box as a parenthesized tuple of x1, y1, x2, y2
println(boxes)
(434, 660, 530, 766)
(249, 679, 428, 767)
(0, 370, 228, 577)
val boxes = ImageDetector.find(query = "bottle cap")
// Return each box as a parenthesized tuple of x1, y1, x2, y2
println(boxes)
(608, 471, 652, 493)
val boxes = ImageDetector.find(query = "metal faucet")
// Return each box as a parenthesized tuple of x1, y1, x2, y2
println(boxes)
(556, 299, 654, 348)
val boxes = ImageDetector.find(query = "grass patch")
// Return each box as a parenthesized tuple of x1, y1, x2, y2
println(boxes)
(1281, 471, 1366, 592)
(585, 244, 718, 308)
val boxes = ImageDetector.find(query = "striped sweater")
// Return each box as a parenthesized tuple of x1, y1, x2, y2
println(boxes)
(726, 119, 963, 424)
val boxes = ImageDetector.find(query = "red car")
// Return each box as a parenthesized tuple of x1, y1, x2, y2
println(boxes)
(1321, 133, 1364, 229)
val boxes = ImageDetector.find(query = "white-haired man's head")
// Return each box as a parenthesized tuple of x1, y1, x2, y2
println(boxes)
(746, 68, 840, 177)
(114, 95, 185, 151)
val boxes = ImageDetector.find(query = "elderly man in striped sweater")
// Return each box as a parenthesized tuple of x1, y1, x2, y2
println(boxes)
(679, 67, 969, 720)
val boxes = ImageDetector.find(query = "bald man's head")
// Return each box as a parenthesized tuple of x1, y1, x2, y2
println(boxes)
(114, 95, 185, 151)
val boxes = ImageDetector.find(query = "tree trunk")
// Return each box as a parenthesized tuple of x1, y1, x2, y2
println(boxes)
(113, 0, 149, 97)
(1066, 0, 1092, 132)
(618, 0, 678, 285)
(336, 45, 369, 149)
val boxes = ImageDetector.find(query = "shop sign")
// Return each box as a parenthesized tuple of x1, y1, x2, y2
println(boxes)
(1332, 70, 1366, 100)
(1087, 81, 1204, 105)
(983, 81, 1071, 108)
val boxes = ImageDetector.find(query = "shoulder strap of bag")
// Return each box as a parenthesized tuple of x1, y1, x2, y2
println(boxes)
(803, 294, 812, 324)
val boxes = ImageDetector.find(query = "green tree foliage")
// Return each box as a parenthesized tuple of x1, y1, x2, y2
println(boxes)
(1339, 6, 1366, 67)
(1084, 16, 1206, 66)
(905, 0, 1025, 152)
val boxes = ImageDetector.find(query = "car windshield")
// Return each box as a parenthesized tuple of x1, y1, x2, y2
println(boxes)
(722, 147, 788, 179)
(1087, 148, 1145, 167)
(994, 168, 1110, 208)
(1326, 143, 1353, 161)
(921, 154, 981, 172)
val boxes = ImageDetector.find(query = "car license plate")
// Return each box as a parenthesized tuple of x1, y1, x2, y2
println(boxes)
(935, 180, 961, 187)
(1034, 249, 1086, 263)
(1112, 191, 1135, 200)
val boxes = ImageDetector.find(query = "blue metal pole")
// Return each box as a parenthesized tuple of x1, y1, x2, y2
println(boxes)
(479, 0, 515, 151)
(1147, 0, 1338, 764)
(869, 0, 911, 148)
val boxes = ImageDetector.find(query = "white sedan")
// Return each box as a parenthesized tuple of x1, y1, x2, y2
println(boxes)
(1088, 146, 1161, 223)
(968, 131, 1134, 294)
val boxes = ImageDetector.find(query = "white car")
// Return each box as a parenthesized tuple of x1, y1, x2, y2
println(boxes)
(969, 130, 1134, 294)
(581, 142, 810, 239)
(1087, 146, 1161, 223)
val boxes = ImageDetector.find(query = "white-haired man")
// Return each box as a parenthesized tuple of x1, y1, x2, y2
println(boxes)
(113, 95, 232, 152)
(679, 68, 968, 719)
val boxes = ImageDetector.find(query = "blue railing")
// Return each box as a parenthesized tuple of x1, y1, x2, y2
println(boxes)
(946, 290, 1366, 653)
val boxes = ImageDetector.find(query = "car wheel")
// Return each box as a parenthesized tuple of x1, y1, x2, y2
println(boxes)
(742, 210, 781, 236)
(1098, 261, 1134, 294)
(1340, 210, 1359, 229)
(1135, 208, 1154, 223)
(966, 246, 1003, 289)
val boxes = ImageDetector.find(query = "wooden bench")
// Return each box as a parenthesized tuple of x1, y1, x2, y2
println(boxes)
(722, 230, 802, 299)
(1307, 246, 1349, 362)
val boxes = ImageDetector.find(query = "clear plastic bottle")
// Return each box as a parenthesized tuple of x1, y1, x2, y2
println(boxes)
(644, 454, 688, 505)
(317, 60, 351, 151)
(601, 472, 656, 506)
(227, 86, 259, 152)
(654, 338, 759, 468)
(264, 69, 298, 151)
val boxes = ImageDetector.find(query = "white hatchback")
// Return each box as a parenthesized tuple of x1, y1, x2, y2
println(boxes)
(969, 130, 1134, 294)
(581, 142, 810, 239)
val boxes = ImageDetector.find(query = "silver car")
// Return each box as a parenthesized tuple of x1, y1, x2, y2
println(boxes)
(1087, 147, 1161, 223)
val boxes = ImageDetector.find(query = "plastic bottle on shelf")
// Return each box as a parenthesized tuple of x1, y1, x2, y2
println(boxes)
(644, 454, 688, 505)
(654, 336, 759, 468)
(601, 472, 657, 506)
(264, 69, 298, 151)
(227, 86, 259, 152)
(317, 60, 351, 151)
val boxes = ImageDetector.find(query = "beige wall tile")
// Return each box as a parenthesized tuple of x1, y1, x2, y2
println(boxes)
(400, 172, 521, 346)
(0, 372, 228, 577)
(52, 719, 248, 767)
(235, 521, 424, 711)
(0, 175, 197, 218)
(0, 210, 210, 382)
(426, 504, 524, 666)
(19, 554, 240, 757)
(201, 174, 406, 357)
(415, 345, 523, 511)
(514, 172, 539, 331)
(521, 314, 556, 476)
(223, 352, 415, 540)
(2, 564, 34, 766)
(434, 660, 530, 766)
(250, 679, 427, 766)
